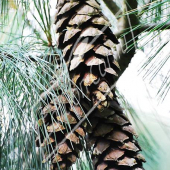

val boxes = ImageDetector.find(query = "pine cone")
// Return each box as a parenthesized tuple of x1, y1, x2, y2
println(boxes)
(36, 0, 146, 169)
(35, 79, 86, 170)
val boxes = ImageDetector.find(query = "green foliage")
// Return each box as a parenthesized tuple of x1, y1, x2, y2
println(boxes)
(0, 1, 85, 169)
(137, 0, 170, 101)
(118, 0, 170, 101)
(0, 43, 70, 169)
(0, 0, 54, 46)
(0, 1, 73, 169)
(1, 0, 170, 170)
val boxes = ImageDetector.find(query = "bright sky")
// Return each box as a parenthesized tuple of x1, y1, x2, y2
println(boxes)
(117, 48, 170, 170)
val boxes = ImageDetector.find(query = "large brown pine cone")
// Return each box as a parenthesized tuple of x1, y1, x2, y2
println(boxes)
(36, 0, 146, 170)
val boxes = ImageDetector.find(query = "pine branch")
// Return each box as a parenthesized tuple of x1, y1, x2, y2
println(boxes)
(140, 21, 170, 32)
(103, 0, 139, 76)
(0, 52, 37, 62)
(103, 0, 170, 76)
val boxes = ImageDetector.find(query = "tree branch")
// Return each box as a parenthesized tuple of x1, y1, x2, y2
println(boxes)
(103, 0, 139, 76)
(102, 0, 170, 79)
(103, 0, 123, 15)
(103, 0, 170, 77)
